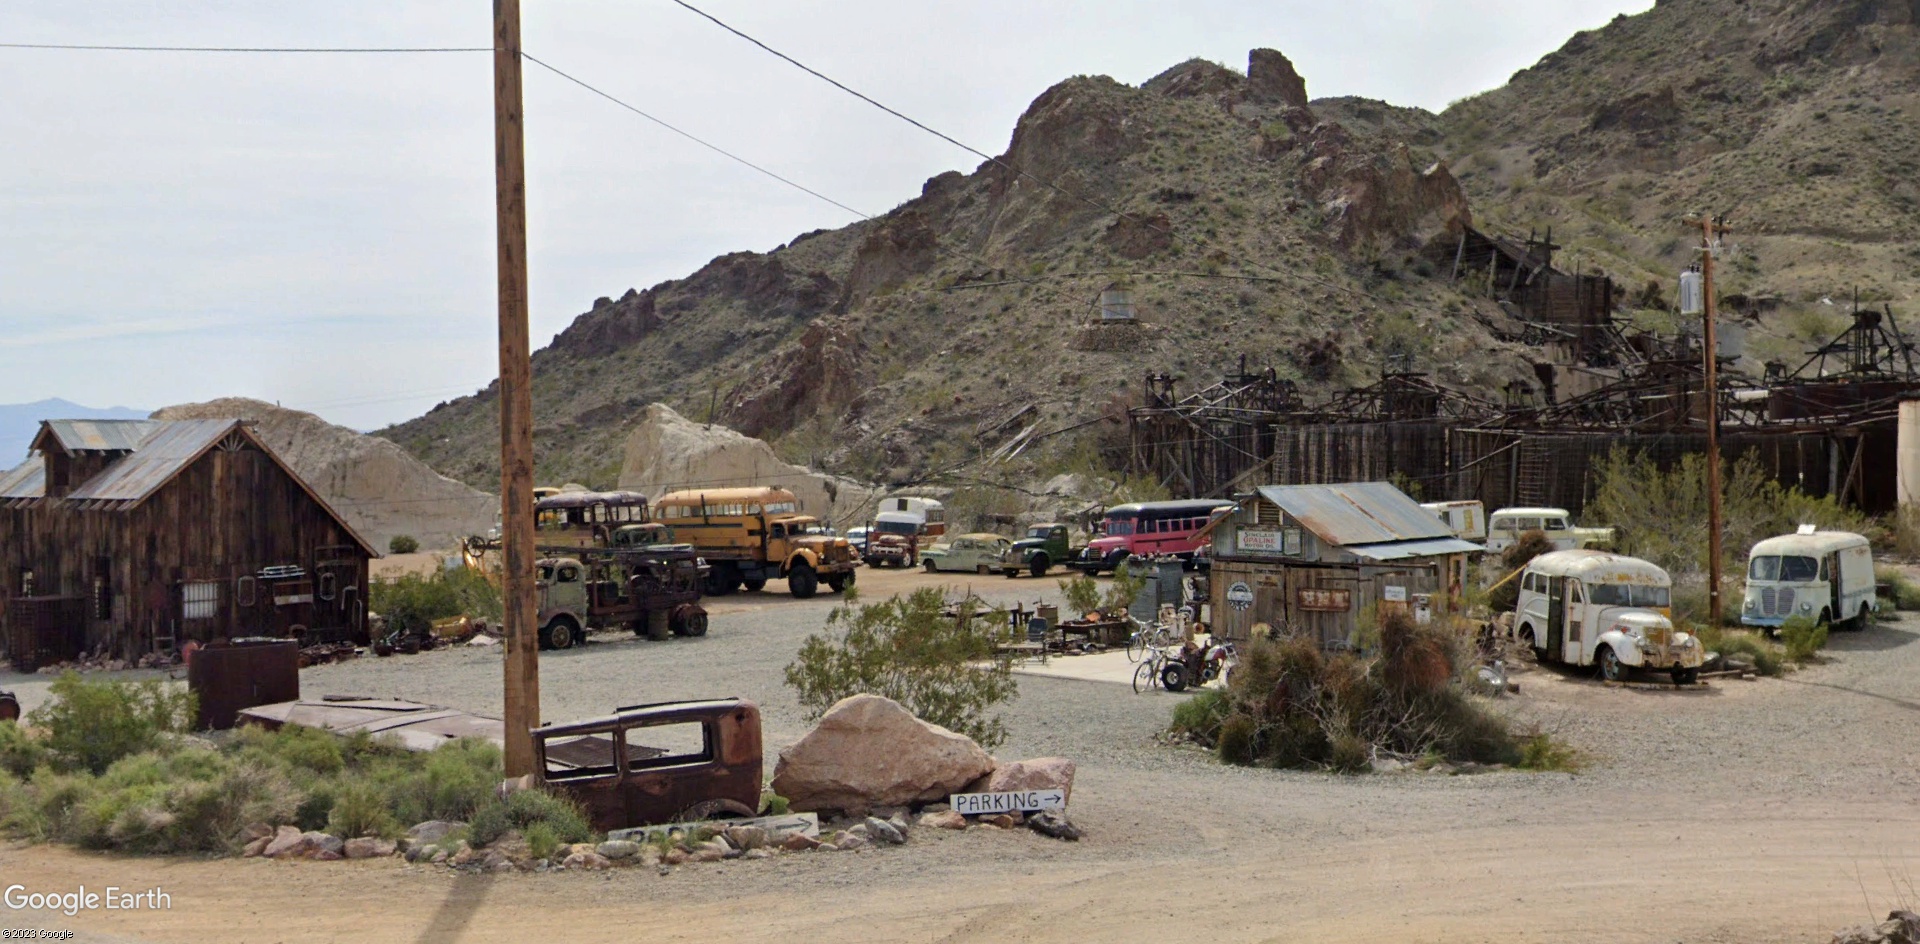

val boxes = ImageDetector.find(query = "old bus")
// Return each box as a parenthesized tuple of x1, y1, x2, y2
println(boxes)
(1515, 549, 1704, 684)
(1741, 528, 1877, 632)
(534, 491, 650, 548)
(652, 487, 857, 599)
(1072, 499, 1235, 575)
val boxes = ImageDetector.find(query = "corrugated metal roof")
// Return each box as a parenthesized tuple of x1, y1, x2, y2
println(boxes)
(0, 456, 45, 500)
(65, 419, 240, 505)
(36, 419, 157, 453)
(1346, 536, 1484, 561)
(1254, 482, 1456, 547)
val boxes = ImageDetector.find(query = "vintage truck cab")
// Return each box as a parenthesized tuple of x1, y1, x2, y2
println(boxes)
(999, 523, 1074, 578)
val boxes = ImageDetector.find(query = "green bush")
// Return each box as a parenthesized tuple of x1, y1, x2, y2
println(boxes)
(1694, 622, 1785, 676)
(1877, 566, 1920, 611)
(1057, 576, 1102, 617)
(785, 587, 1018, 748)
(328, 781, 400, 839)
(27, 674, 195, 774)
(1779, 614, 1828, 664)
(524, 821, 562, 861)
(0, 722, 48, 779)
(1515, 731, 1582, 772)
(467, 788, 592, 848)
(371, 567, 501, 638)
(388, 534, 421, 555)
(1173, 611, 1524, 772)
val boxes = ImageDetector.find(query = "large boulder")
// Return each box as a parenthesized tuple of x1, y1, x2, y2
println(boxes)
(965, 756, 1076, 803)
(617, 403, 882, 529)
(1247, 48, 1310, 110)
(771, 695, 995, 813)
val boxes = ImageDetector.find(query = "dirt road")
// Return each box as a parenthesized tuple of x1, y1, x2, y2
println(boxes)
(3, 570, 1916, 943)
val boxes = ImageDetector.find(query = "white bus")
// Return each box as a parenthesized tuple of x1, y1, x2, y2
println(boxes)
(1515, 549, 1704, 684)
(1741, 528, 1877, 632)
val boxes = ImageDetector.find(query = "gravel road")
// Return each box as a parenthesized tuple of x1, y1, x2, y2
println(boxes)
(5, 565, 1919, 943)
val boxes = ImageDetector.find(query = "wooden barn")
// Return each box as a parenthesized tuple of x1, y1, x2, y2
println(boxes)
(1204, 483, 1480, 650)
(0, 418, 376, 668)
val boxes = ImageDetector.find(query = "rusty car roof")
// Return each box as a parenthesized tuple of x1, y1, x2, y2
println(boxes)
(1254, 483, 1457, 547)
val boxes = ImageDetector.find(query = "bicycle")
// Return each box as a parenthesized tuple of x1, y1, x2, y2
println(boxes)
(1125, 616, 1175, 663)
(1133, 645, 1173, 694)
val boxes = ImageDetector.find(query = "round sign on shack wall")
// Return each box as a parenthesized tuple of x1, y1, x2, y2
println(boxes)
(1225, 581, 1254, 611)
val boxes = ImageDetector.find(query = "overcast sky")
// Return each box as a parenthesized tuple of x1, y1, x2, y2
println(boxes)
(0, 1, 1654, 431)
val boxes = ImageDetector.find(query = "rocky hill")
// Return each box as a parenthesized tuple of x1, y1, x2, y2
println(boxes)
(382, 49, 1523, 491)
(154, 398, 495, 550)
(384, 6, 1920, 490)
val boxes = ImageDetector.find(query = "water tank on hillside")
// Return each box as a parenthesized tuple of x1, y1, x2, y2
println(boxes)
(1098, 286, 1136, 321)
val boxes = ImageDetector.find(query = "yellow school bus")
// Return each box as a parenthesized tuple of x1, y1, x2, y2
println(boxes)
(652, 487, 857, 599)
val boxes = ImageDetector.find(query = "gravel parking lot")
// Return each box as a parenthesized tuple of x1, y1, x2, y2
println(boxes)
(6, 566, 1920, 943)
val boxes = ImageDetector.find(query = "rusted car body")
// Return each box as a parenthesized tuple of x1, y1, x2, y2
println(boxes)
(534, 699, 763, 832)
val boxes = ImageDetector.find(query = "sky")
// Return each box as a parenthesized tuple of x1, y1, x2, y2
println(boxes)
(0, 0, 1655, 431)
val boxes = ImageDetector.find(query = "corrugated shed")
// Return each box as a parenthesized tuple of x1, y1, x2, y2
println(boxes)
(1254, 482, 1455, 547)
(65, 419, 241, 507)
(33, 419, 157, 453)
(0, 456, 45, 502)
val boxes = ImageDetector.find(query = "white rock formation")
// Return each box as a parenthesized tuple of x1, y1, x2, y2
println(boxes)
(617, 403, 881, 528)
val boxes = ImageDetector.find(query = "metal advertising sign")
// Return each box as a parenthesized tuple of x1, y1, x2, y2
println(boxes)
(1382, 585, 1408, 603)
(1237, 527, 1282, 553)
(1296, 588, 1351, 612)
(1225, 581, 1255, 611)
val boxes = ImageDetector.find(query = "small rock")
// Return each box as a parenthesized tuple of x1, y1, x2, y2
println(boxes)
(596, 839, 641, 860)
(920, 802, 951, 814)
(743, 848, 772, 860)
(918, 810, 967, 830)
(241, 836, 272, 858)
(722, 825, 768, 851)
(429, 849, 450, 864)
(638, 846, 663, 866)
(263, 826, 311, 859)
(567, 842, 598, 857)
(887, 812, 911, 834)
(562, 851, 611, 871)
(408, 821, 466, 844)
(479, 849, 513, 871)
(846, 823, 870, 839)
(983, 814, 1017, 829)
(311, 849, 344, 861)
(871, 805, 909, 821)
(782, 833, 822, 851)
(837, 834, 868, 851)
(343, 837, 396, 860)
(1373, 757, 1407, 773)
(964, 757, 1077, 803)
(690, 846, 726, 863)
(817, 843, 840, 852)
(241, 821, 276, 843)
(863, 817, 906, 845)
(1026, 811, 1082, 841)
(662, 848, 689, 865)
(306, 832, 345, 858)
(450, 846, 480, 867)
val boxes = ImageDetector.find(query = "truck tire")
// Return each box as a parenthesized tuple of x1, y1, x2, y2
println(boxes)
(825, 573, 848, 593)
(1672, 666, 1699, 685)
(671, 604, 708, 637)
(705, 563, 740, 597)
(923, 559, 938, 573)
(742, 578, 768, 593)
(540, 617, 578, 651)
(1596, 644, 1624, 682)
(789, 563, 819, 599)
(1029, 554, 1050, 578)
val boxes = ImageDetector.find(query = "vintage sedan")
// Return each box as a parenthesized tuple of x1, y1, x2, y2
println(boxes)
(921, 533, 1014, 574)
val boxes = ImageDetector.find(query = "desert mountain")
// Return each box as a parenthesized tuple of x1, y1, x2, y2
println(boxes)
(153, 398, 495, 550)
(382, 48, 1513, 491)
(385, 6, 1920, 491)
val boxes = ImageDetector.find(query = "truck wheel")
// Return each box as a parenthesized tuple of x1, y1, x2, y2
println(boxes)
(672, 605, 708, 637)
(1672, 666, 1699, 685)
(540, 617, 578, 651)
(825, 573, 848, 593)
(1853, 603, 1872, 631)
(1029, 554, 1050, 578)
(704, 564, 739, 597)
(742, 578, 767, 593)
(1596, 645, 1624, 682)
(923, 559, 937, 573)
(789, 564, 819, 599)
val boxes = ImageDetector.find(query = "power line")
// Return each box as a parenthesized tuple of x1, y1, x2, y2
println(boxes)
(522, 51, 873, 223)
(0, 42, 491, 53)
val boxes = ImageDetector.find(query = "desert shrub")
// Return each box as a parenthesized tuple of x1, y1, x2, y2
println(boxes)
(1693, 622, 1785, 676)
(1779, 613, 1828, 664)
(0, 722, 48, 779)
(328, 781, 400, 839)
(1173, 611, 1523, 771)
(1515, 730, 1582, 772)
(27, 674, 195, 774)
(467, 788, 591, 848)
(524, 821, 562, 860)
(229, 723, 344, 776)
(1057, 575, 1102, 617)
(1100, 567, 1150, 617)
(1489, 530, 1556, 612)
(1877, 565, 1920, 611)
(388, 534, 421, 555)
(371, 566, 502, 638)
(1588, 448, 1873, 579)
(785, 587, 1018, 748)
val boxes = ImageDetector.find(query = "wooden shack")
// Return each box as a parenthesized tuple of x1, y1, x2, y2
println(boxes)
(1205, 483, 1480, 649)
(0, 419, 376, 666)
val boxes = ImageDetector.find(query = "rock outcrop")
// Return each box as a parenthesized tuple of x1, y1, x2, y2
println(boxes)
(617, 403, 881, 527)
(153, 398, 494, 550)
(1247, 48, 1311, 110)
(771, 694, 996, 813)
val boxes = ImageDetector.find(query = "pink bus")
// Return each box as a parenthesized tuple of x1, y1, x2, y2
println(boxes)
(1071, 500, 1235, 575)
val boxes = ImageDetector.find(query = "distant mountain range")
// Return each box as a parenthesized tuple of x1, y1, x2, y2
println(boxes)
(0, 399, 149, 466)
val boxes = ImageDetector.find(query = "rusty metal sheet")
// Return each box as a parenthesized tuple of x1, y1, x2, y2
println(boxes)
(0, 456, 45, 500)
(238, 697, 505, 750)
(1345, 536, 1483, 561)
(38, 419, 157, 453)
(1255, 483, 1455, 547)
(64, 419, 239, 505)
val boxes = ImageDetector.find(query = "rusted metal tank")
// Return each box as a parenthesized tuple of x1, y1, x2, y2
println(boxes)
(188, 637, 299, 730)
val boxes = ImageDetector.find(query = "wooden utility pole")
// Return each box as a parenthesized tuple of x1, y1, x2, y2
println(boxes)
(494, 0, 540, 777)
(1692, 215, 1734, 630)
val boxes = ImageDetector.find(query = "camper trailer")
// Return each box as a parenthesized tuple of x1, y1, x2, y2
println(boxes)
(1515, 550, 1703, 684)
(1741, 528, 1877, 632)
(1420, 500, 1487, 542)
